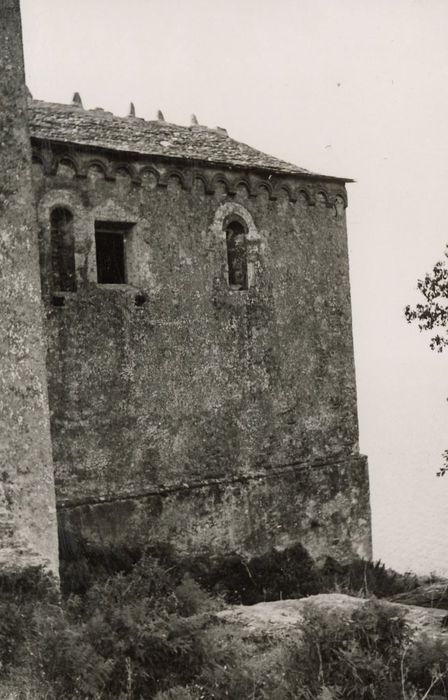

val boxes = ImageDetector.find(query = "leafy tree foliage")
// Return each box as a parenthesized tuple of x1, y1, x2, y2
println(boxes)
(405, 253, 448, 475)
(405, 258, 448, 352)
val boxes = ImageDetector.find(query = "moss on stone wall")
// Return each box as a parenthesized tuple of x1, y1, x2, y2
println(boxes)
(0, 0, 58, 573)
(28, 142, 371, 561)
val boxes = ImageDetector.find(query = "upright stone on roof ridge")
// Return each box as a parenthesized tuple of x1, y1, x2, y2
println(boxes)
(128, 102, 136, 117)
(157, 109, 165, 121)
(191, 113, 199, 126)
(72, 91, 83, 108)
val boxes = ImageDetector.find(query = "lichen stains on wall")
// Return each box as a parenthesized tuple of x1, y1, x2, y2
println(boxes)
(0, 0, 58, 573)
(59, 457, 371, 563)
(32, 142, 370, 560)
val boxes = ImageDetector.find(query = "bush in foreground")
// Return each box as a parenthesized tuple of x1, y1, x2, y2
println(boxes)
(1, 543, 447, 698)
(59, 530, 421, 603)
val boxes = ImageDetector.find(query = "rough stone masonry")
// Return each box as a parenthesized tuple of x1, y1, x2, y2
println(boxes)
(0, 0, 371, 575)
(0, 0, 58, 573)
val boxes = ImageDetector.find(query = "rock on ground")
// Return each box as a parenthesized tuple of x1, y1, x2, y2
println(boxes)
(217, 592, 448, 642)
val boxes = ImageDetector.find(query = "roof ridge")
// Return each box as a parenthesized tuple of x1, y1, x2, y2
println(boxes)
(27, 98, 351, 181)
(29, 98, 215, 130)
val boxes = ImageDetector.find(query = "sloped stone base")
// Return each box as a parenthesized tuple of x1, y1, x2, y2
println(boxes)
(58, 455, 371, 562)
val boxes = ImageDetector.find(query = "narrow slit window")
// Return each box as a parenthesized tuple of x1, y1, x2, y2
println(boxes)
(226, 220, 248, 290)
(95, 222, 128, 284)
(50, 207, 76, 292)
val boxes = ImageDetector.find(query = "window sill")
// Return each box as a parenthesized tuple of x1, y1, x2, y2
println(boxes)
(94, 284, 148, 307)
(228, 284, 248, 292)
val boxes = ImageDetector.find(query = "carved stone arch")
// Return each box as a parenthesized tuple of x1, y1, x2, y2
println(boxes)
(315, 189, 331, 208)
(48, 201, 74, 219)
(113, 163, 140, 185)
(334, 192, 347, 208)
(212, 202, 260, 243)
(192, 173, 211, 195)
(210, 202, 261, 290)
(222, 211, 248, 233)
(114, 163, 132, 178)
(234, 179, 252, 200)
(256, 181, 274, 201)
(86, 158, 110, 181)
(274, 183, 295, 203)
(114, 166, 134, 197)
(212, 174, 233, 197)
(160, 168, 189, 190)
(56, 155, 79, 179)
(334, 193, 347, 217)
(296, 187, 313, 206)
(37, 189, 86, 246)
(168, 173, 185, 190)
(139, 166, 160, 189)
(37, 187, 85, 215)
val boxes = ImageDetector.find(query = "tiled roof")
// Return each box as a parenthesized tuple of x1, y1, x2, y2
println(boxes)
(27, 99, 349, 181)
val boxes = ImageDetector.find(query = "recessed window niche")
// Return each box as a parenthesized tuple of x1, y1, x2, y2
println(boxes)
(95, 221, 134, 284)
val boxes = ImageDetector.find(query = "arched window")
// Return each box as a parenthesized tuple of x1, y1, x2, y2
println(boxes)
(50, 207, 76, 292)
(226, 220, 248, 290)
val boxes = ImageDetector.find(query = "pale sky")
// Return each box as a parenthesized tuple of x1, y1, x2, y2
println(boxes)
(21, 0, 448, 575)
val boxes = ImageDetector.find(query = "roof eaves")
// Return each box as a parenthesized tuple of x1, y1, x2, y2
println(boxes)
(30, 134, 353, 183)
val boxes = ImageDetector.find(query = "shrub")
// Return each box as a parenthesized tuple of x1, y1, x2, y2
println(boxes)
(0, 566, 57, 601)
(4, 542, 448, 699)
(174, 574, 216, 617)
(47, 556, 216, 698)
(190, 542, 322, 605)
(0, 556, 218, 698)
(58, 522, 143, 595)
(190, 624, 277, 700)
(280, 601, 411, 700)
(0, 566, 58, 676)
(60, 531, 327, 605)
(406, 634, 448, 697)
(59, 532, 420, 606)
(321, 556, 419, 598)
(32, 605, 113, 698)
(0, 597, 29, 674)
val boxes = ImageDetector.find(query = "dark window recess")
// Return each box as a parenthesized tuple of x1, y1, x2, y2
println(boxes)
(50, 207, 76, 292)
(226, 220, 248, 290)
(51, 295, 65, 307)
(95, 225, 127, 284)
(134, 292, 147, 307)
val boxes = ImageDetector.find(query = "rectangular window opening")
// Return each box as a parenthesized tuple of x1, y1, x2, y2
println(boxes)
(95, 221, 132, 284)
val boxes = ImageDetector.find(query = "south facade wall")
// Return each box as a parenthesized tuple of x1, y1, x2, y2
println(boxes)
(32, 143, 371, 561)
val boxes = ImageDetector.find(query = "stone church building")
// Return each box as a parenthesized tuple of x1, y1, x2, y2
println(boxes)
(0, 0, 370, 575)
